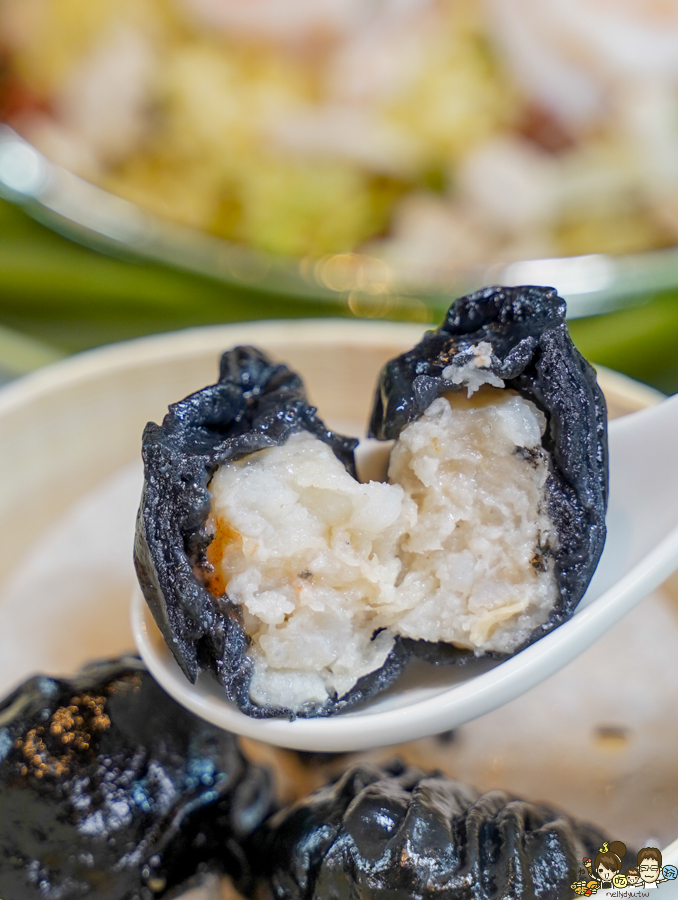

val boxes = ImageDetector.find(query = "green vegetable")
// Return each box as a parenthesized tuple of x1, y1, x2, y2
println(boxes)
(1, 197, 677, 395)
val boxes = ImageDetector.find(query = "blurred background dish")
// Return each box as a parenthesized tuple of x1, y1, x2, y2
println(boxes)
(3, 0, 678, 387)
(4, 0, 678, 267)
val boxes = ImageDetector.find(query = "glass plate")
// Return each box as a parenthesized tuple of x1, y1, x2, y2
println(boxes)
(3, 125, 678, 322)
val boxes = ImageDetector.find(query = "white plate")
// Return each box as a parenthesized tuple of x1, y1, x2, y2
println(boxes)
(1, 319, 676, 849)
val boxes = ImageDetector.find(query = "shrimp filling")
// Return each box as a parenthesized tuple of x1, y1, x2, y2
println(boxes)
(207, 386, 557, 710)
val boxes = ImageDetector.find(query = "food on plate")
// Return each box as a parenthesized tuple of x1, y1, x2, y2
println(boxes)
(0, 650, 623, 900)
(135, 286, 607, 718)
(261, 759, 609, 900)
(2, 0, 677, 269)
(0, 656, 273, 899)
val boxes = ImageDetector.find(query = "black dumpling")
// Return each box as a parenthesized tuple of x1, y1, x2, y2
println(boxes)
(0, 657, 273, 899)
(135, 347, 408, 719)
(369, 285, 608, 653)
(262, 761, 608, 900)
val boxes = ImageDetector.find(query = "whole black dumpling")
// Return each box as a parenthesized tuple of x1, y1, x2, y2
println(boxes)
(370, 285, 608, 654)
(0, 657, 273, 899)
(262, 761, 608, 900)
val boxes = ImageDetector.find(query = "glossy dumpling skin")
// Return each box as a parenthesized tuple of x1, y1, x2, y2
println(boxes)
(370, 285, 608, 655)
(262, 761, 608, 900)
(135, 347, 407, 719)
(0, 657, 273, 899)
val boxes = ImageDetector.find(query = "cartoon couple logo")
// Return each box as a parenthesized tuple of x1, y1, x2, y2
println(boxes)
(571, 841, 678, 896)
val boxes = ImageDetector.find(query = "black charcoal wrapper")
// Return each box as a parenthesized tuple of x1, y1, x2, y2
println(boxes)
(370, 285, 608, 659)
(136, 287, 608, 719)
(262, 761, 609, 900)
(135, 348, 409, 718)
(0, 657, 273, 899)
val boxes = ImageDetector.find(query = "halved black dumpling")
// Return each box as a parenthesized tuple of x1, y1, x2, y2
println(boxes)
(135, 348, 409, 718)
(370, 284, 607, 660)
(135, 286, 607, 719)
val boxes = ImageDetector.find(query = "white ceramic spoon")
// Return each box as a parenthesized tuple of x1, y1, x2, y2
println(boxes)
(132, 393, 678, 752)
